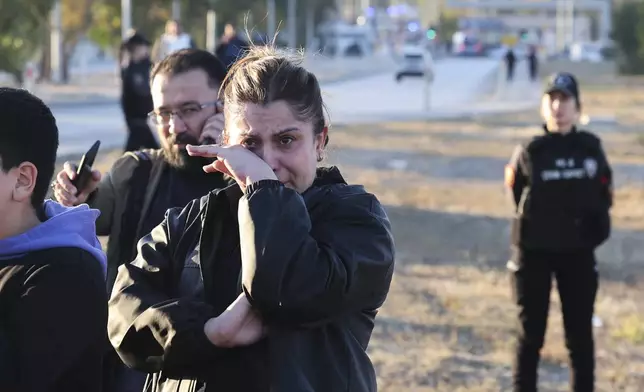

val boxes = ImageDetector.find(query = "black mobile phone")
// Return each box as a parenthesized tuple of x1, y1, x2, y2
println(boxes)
(200, 100, 223, 145)
(72, 140, 101, 195)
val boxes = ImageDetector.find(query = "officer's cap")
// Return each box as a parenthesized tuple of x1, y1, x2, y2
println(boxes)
(544, 72, 580, 101)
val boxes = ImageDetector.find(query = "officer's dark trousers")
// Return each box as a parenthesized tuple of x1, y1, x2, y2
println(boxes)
(510, 247, 598, 392)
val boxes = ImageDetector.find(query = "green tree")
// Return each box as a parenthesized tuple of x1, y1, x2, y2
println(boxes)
(60, 0, 96, 81)
(183, 0, 335, 48)
(611, 1, 644, 74)
(183, 0, 263, 46)
(86, 0, 331, 58)
(87, 0, 122, 50)
(0, 0, 54, 81)
(88, 0, 173, 51)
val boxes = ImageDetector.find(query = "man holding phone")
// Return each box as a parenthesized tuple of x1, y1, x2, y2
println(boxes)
(52, 49, 231, 392)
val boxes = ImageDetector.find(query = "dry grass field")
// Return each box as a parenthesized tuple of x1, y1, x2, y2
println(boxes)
(54, 61, 644, 391)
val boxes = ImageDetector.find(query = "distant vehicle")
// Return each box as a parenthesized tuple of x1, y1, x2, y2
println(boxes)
(317, 21, 375, 57)
(569, 42, 607, 63)
(395, 45, 434, 82)
(457, 16, 507, 50)
(453, 35, 486, 57)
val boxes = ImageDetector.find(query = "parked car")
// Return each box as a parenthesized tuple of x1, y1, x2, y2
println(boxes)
(453, 36, 486, 57)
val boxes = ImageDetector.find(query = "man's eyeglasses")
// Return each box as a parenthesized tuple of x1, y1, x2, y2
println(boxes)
(148, 101, 219, 126)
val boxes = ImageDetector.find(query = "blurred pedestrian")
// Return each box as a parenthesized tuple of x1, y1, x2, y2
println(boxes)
(527, 45, 539, 82)
(505, 47, 516, 82)
(152, 20, 196, 62)
(121, 31, 158, 152)
(215, 24, 249, 68)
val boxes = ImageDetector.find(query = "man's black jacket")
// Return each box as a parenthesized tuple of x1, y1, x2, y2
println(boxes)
(0, 249, 107, 392)
(107, 167, 395, 391)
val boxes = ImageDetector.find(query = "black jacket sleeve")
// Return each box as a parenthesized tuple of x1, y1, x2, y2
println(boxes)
(506, 144, 529, 211)
(597, 142, 614, 207)
(107, 201, 225, 377)
(578, 131, 614, 208)
(577, 131, 613, 247)
(3, 254, 107, 391)
(238, 180, 395, 327)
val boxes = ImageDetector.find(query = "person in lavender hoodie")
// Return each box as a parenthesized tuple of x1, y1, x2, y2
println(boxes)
(0, 88, 107, 392)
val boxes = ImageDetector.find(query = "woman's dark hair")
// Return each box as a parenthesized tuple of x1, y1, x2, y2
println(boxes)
(220, 46, 328, 146)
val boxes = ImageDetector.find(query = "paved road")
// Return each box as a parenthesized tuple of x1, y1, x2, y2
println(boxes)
(52, 58, 500, 156)
(53, 104, 125, 156)
(323, 57, 499, 124)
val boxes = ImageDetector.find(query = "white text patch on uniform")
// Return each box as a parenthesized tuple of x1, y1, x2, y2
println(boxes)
(540, 157, 597, 182)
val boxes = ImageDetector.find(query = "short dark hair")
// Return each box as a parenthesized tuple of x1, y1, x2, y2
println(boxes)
(0, 88, 59, 209)
(150, 49, 227, 88)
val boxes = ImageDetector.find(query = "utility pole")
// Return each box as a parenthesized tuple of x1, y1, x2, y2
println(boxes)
(172, 0, 181, 20)
(287, 0, 297, 49)
(50, 0, 63, 83)
(206, 10, 217, 52)
(566, 0, 575, 47)
(121, 0, 132, 38)
(267, 0, 276, 42)
(556, 0, 565, 52)
(305, 3, 315, 51)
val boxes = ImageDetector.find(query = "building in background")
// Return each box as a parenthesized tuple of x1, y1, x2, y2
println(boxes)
(331, 0, 610, 55)
(444, 0, 611, 49)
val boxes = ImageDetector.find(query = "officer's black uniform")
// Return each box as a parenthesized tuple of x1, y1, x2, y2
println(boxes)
(120, 32, 158, 152)
(505, 73, 613, 392)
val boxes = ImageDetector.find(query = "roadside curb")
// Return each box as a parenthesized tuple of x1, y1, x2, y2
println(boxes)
(331, 100, 538, 127)
(56, 100, 537, 159)
(43, 65, 397, 109)
(45, 95, 119, 109)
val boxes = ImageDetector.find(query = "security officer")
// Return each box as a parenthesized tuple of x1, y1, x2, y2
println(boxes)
(505, 72, 613, 392)
(120, 31, 158, 152)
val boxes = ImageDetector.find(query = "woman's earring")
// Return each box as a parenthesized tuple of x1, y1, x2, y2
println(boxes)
(316, 152, 323, 162)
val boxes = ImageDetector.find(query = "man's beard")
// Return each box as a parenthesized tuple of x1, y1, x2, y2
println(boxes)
(163, 133, 213, 173)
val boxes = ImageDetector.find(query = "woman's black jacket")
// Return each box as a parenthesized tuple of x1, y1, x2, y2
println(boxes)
(108, 167, 396, 392)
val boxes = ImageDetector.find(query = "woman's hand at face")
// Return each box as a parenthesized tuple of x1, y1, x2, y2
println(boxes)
(186, 144, 277, 190)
